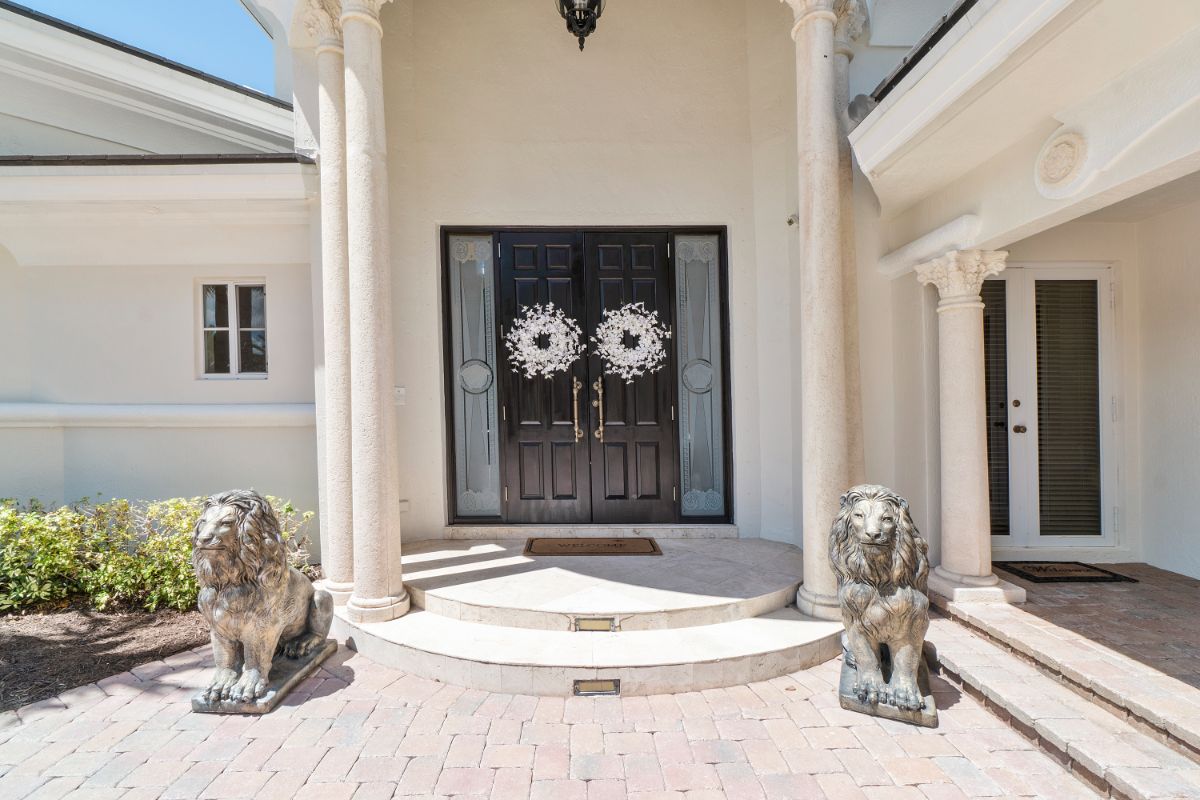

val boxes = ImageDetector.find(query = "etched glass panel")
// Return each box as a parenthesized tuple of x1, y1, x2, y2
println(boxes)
(449, 235, 501, 516)
(674, 235, 725, 516)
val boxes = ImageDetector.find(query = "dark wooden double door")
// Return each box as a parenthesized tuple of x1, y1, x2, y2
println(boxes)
(499, 231, 677, 524)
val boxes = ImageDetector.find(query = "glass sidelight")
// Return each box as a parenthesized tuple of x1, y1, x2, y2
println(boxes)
(982, 267, 1115, 547)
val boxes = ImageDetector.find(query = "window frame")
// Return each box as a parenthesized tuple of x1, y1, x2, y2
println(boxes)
(196, 279, 268, 380)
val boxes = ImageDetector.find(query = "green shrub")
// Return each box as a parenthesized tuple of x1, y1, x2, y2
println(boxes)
(0, 496, 315, 613)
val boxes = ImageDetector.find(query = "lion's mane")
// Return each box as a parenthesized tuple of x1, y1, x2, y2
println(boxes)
(192, 489, 287, 592)
(829, 484, 928, 593)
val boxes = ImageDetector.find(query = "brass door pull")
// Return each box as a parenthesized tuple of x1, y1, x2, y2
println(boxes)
(572, 376, 584, 442)
(592, 377, 605, 442)
(1013, 425, 1028, 433)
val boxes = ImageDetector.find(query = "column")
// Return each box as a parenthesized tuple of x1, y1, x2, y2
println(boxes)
(915, 250, 1026, 603)
(342, 0, 409, 623)
(782, 0, 861, 620)
(306, 0, 354, 605)
(834, 4, 867, 486)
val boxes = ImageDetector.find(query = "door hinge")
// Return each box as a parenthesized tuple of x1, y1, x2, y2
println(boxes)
(1110, 282, 1116, 310)
(673, 486, 677, 502)
(1113, 506, 1119, 534)
(502, 404, 507, 421)
(667, 240, 672, 259)
(670, 405, 675, 421)
(1111, 396, 1118, 423)
(504, 486, 509, 503)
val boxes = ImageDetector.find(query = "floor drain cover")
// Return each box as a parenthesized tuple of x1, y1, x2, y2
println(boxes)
(524, 537, 662, 556)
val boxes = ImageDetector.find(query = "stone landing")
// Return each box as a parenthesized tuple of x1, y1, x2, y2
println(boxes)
(331, 538, 842, 696)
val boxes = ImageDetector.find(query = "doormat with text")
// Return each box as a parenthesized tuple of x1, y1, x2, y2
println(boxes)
(994, 561, 1137, 583)
(524, 537, 662, 556)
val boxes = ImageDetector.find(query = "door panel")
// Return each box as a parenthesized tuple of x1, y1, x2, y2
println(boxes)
(585, 232, 678, 523)
(499, 232, 591, 523)
(985, 268, 1113, 548)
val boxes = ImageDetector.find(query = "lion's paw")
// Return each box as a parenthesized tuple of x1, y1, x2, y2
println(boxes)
(853, 671, 887, 705)
(889, 678, 925, 711)
(202, 667, 238, 703)
(225, 668, 269, 703)
(283, 633, 321, 659)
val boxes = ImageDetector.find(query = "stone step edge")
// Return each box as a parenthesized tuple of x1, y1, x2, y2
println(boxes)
(331, 607, 842, 696)
(932, 595, 1200, 761)
(930, 622, 1200, 800)
(444, 524, 738, 540)
(408, 582, 799, 632)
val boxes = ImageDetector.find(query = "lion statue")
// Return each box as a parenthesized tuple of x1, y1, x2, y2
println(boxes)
(192, 489, 333, 704)
(830, 484, 930, 713)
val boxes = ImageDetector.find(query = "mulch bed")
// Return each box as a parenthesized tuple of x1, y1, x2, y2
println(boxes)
(0, 604, 210, 712)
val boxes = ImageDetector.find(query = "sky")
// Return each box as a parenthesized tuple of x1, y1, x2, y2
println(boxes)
(18, 0, 276, 95)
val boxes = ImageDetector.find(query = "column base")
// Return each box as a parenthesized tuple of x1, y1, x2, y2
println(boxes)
(928, 565, 1025, 604)
(315, 579, 354, 607)
(346, 590, 411, 623)
(796, 585, 842, 621)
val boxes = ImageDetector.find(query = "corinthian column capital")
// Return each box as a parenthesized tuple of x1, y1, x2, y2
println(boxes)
(303, 0, 343, 50)
(915, 249, 1008, 311)
(341, 0, 391, 30)
(833, 0, 867, 55)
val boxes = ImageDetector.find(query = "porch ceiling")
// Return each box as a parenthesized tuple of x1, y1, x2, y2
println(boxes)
(851, 0, 1200, 218)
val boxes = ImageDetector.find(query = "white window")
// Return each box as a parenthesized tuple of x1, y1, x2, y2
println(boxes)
(199, 282, 267, 377)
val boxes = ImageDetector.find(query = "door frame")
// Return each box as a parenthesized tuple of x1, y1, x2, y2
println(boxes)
(440, 225, 734, 526)
(988, 262, 1121, 550)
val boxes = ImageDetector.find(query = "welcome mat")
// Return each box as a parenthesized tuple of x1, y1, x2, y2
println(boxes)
(995, 561, 1137, 583)
(523, 537, 662, 556)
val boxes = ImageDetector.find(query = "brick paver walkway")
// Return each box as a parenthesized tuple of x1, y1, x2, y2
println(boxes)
(997, 563, 1200, 688)
(0, 642, 1100, 799)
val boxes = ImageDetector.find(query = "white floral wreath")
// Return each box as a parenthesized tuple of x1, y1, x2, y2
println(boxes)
(591, 302, 672, 383)
(504, 303, 585, 379)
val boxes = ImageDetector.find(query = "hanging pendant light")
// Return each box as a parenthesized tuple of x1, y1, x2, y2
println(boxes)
(556, 0, 606, 51)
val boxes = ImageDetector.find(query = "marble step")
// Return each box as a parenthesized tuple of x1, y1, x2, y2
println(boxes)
(402, 538, 804, 631)
(929, 618, 1200, 799)
(332, 606, 842, 697)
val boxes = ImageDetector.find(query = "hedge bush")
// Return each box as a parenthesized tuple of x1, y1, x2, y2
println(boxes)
(0, 496, 314, 613)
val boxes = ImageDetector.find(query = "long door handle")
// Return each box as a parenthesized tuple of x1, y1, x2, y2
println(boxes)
(572, 376, 584, 442)
(592, 377, 605, 442)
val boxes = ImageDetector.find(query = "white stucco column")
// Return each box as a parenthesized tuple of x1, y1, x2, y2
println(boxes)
(342, 0, 409, 623)
(783, 0, 862, 621)
(306, 0, 353, 606)
(916, 250, 1025, 604)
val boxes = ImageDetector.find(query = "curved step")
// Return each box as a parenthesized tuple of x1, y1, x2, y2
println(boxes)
(402, 538, 804, 631)
(332, 607, 842, 696)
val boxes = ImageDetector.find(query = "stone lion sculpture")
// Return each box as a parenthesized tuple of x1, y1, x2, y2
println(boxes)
(192, 489, 333, 706)
(830, 484, 932, 717)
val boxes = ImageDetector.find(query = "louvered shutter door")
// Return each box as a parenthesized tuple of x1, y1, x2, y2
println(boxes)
(981, 280, 1010, 536)
(1034, 280, 1102, 536)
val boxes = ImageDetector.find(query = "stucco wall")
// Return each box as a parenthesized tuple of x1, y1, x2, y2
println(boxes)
(0, 194, 321, 552)
(1134, 201, 1200, 579)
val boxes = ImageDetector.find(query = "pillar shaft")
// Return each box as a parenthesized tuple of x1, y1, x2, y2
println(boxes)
(916, 250, 1025, 603)
(784, 0, 862, 620)
(313, 17, 354, 604)
(342, 0, 408, 623)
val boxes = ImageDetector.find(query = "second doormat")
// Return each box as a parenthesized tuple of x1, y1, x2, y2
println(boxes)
(523, 537, 662, 556)
(995, 561, 1137, 583)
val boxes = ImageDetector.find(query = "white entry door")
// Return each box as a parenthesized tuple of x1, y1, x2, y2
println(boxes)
(982, 266, 1117, 548)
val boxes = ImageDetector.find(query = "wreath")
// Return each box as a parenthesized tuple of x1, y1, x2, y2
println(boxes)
(591, 302, 672, 383)
(504, 303, 585, 379)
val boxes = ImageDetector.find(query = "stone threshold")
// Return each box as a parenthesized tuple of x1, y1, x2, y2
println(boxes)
(931, 594, 1200, 760)
(928, 617, 1200, 800)
(445, 524, 738, 540)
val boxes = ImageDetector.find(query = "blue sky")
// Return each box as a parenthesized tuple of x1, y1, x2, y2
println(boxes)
(19, 0, 276, 95)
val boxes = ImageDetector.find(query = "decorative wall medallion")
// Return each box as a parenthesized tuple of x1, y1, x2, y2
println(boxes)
(504, 303, 585, 379)
(1036, 131, 1087, 196)
(591, 302, 672, 383)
